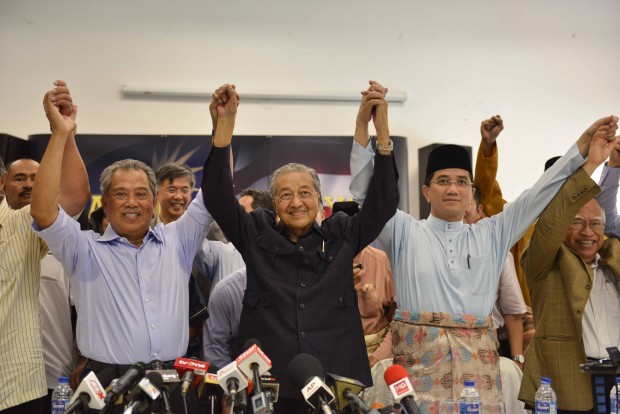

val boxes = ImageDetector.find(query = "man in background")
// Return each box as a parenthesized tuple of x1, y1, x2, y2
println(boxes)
(0, 80, 89, 414)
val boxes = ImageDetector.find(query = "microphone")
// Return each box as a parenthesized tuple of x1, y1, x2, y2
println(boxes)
(217, 360, 249, 396)
(325, 372, 379, 413)
(236, 339, 272, 394)
(287, 353, 336, 414)
(65, 368, 116, 414)
(237, 339, 273, 414)
(384, 365, 422, 414)
(260, 374, 279, 403)
(104, 362, 146, 406)
(198, 364, 223, 414)
(123, 371, 164, 414)
(173, 357, 209, 396)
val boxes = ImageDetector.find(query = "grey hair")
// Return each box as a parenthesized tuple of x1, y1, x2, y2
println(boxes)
(0, 156, 5, 175)
(268, 163, 321, 199)
(155, 162, 196, 188)
(100, 159, 157, 196)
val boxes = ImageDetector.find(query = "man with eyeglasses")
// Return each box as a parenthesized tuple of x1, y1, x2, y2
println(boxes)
(30, 84, 215, 409)
(520, 136, 620, 413)
(202, 82, 398, 413)
(350, 98, 618, 410)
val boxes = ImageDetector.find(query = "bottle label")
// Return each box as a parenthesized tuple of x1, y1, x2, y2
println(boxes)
(51, 398, 70, 414)
(535, 401, 556, 414)
(459, 402, 480, 414)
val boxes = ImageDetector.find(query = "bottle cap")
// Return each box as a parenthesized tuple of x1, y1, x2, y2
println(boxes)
(540, 376, 551, 385)
(59, 376, 69, 383)
(464, 380, 475, 387)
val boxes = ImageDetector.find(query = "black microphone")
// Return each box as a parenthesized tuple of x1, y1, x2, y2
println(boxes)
(103, 362, 146, 406)
(325, 372, 378, 413)
(65, 368, 116, 414)
(287, 353, 336, 414)
(198, 364, 223, 414)
(123, 371, 164, 414)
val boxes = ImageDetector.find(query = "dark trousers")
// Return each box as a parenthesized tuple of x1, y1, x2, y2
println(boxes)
(0, 395, 46, 414)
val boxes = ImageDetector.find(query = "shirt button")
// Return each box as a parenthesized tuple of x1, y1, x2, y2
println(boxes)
(300, 281, 307, 287)
(145, 298, 150, 302)
(586, 284, 591, 290)
(299, 303, 305, 310)
(153, 352, 158, 356)
(303, 258, 310, 265)
(151, 324, 156, 329)
(328, 256, 334, 261)
(576, 308, 582, 314)
(298, 246, 304, 252)
(300, 332, 306, 338)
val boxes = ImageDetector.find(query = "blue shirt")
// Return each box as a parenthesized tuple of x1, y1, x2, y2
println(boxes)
(202, 267, 246, 369)
(350, 141, 584, 315)
(33, 190, 213, 364)
(192, 239, 245, 292)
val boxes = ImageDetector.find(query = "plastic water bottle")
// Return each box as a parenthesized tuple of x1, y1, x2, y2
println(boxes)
(51, 376, 73, 414)
(610, 377, 620, 414)
(459, 380, 481, 414)
(535, 376, 557, 414)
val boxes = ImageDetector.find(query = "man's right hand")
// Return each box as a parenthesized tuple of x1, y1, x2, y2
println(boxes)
(480, 115, 503, 157)
(577, 115, 618, 158)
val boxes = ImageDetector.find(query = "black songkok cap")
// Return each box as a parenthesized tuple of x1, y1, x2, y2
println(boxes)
(426, 144, 472, 179)
(544, 156, 561, 171)
(332, 201, 360, 217)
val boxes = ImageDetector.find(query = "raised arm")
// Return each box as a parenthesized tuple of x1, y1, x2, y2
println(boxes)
(349, 81, 390, 205)
(211, 84, 239, 149)
(576, 115, 618, 157)
(474, 115, 506, 216)
(354, 80, 388, 148)
(522, 126, 612, 283)
(596, 137, 620, 237)
(31, 82, 81, 229)
(52, 81, 90, 216)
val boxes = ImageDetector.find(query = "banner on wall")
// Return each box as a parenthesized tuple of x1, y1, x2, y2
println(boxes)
(27, 134, 408, 216)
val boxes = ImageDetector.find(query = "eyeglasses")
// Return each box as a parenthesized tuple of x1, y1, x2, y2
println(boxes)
(276, 190, 317, 202)
(429, 179, 473, 188)
(569, 219, 604, 231)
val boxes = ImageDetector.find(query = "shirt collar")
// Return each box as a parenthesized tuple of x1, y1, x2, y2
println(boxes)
(427, 213, 465, 232)
(275, 219, 326, 241)
(97, 223, 162, 244)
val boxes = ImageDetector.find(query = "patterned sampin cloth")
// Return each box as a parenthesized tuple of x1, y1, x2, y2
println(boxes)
(392, 309, 502, 414)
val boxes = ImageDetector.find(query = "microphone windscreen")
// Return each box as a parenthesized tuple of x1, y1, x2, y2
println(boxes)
(287, 353, 325, 389)
(145, 372, 165, 391)
(243, 338, 262, 350)
(383, 364, 409, 386)
(97, 367, 118, 389)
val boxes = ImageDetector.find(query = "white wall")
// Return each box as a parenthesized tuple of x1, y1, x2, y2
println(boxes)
(1, 0, 619, 216)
